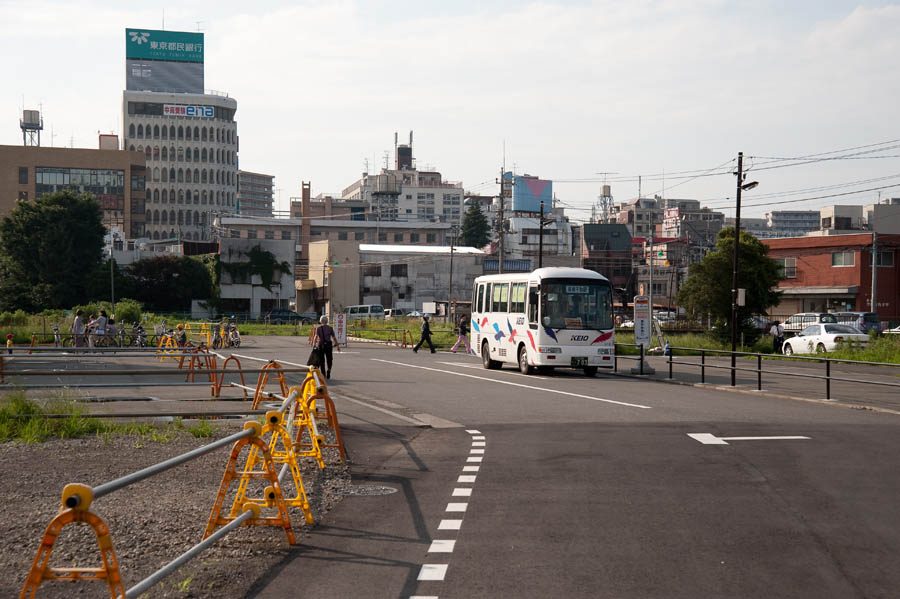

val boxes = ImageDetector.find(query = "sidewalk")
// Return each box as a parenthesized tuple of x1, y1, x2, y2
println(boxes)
(611, 352, 900, 413)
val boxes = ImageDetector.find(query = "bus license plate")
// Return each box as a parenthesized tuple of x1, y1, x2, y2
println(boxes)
(571, 357, 588, 367)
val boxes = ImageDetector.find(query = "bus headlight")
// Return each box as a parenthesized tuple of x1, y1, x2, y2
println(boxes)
(538, 347, 562, 354)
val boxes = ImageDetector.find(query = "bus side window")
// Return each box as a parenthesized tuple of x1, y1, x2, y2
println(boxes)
(477, 284, 485, 313)
(528, 285, 538, 328)
(485, 283, 492, 313)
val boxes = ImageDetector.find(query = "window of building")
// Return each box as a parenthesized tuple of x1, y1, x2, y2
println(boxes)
(18, 167, 28, 184)
(137, 124, 144, 138)
(355, 232, 365, 240)
(426, 233, 436, 243)
(876, 250, 894, 267)
(338, 232, 348, 240)
(390, 264, 408, 277)
(363, 264, 381, 277)
(231, 229, 240, 238)
(410, 233, 420, 243)
(832, 251, 854, 267)
(394, 233, 404, 242)
(247, 230, 257, 239)
(379, 233, 387, 242)
(775, 257, 797, 278)
(17, 191, 28, 200)
(264, 230, 275, 240)
(281, 231, 291, 240)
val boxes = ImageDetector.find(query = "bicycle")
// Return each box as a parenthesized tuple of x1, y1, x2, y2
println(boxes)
(52, 323, 74, 348)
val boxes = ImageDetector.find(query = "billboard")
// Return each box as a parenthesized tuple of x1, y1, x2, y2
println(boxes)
(126, 28, 204, 93)
(126, 59, 204, 93)
(126, 29, 204, 63)
(510, 173, 553, 212)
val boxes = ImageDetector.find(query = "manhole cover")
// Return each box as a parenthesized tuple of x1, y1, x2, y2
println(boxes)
(344, 485, 398, 496)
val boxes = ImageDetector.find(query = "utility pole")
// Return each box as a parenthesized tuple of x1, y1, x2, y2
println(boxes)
(871, 231, 878, 313)
(449, 225, 458, 315)
(497, 167, 506, 273)
(730, 152, 744, 387)
(539, 200, 544, 269)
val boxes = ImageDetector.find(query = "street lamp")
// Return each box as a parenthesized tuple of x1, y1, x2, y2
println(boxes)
(449, 224, 459, 318)
(730, 151, 759, 386)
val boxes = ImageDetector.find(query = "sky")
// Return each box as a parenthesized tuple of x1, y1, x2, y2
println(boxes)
(2, 0, 900, 222)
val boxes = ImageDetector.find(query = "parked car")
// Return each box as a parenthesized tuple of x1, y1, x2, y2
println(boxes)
(266, 309, 315, 325)
(343, 304, 386, 320)
(751, 315, 772, 330)
(781, 323, 869, 355)
(885, 325, 900, 335)
(782, 312, 838, 334)
(407, 310, 424, 318)
(384, 308, 405, 319)
(832, 311, 882, 334)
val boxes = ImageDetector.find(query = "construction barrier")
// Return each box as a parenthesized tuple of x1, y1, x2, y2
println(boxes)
(20, 421, 294, 599)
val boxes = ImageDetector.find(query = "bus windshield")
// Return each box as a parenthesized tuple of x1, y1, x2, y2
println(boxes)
(541, 278, 613, 330)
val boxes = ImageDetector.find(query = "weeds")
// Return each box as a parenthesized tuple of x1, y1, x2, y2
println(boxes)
(0, 391, 224, 444)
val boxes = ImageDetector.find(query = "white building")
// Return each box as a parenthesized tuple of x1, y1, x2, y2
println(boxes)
(341, 132, 464, 225)
(123, 89, 238, 241)
(359, 244, 485, 311)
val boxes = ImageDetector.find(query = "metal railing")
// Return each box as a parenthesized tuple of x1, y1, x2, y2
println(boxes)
(613, 343, 900, 401)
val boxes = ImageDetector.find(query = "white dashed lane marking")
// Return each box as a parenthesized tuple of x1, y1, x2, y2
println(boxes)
(411, 429, 486, 598)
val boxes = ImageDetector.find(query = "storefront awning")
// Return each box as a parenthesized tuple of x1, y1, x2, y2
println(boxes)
(780, 286, 859, 298)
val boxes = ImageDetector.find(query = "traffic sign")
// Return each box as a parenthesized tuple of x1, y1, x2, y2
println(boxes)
(633, 295, 651, 349)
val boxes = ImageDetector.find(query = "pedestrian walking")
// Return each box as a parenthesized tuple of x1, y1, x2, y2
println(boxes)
(770, 320, 784, 353)
(71, 310, 85, 348)
(450, 315, 472, 354)
(314, 315, 341, 379)
(412, 314, 436, 354)
(6, 333, 13, 354)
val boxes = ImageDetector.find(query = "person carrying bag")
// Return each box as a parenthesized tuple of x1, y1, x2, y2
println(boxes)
(313, 315, 340, 379)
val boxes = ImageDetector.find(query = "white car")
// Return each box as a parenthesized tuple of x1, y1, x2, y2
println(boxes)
(885, 325, 900, 335)
(781, 323, 869, 355)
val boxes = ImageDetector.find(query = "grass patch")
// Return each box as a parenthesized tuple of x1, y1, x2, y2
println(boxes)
(0, 391, 222, 444)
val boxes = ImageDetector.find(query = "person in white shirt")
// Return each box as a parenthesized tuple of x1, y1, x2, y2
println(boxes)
(770, 320, 784, 353)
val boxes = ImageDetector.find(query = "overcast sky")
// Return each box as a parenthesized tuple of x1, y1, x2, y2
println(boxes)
(2, 0, 900, 221)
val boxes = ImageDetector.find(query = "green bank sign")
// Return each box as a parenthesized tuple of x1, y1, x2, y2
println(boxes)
(126, 28, 204, 63)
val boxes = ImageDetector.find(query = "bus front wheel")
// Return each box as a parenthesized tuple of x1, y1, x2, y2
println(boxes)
(482, 341, 500, 370)
(518, 345, 534, 375)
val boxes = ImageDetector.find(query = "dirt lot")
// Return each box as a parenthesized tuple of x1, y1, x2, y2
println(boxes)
(1, 427, 350, 598)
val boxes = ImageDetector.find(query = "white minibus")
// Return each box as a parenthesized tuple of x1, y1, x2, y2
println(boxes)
(471, 267, 615, 376)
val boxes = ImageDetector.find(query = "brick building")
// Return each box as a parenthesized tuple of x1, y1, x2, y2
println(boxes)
(763, 233, 900, 322)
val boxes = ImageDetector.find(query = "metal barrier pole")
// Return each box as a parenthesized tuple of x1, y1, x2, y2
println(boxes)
(639, 344, 644, 376)
(125, 506, 256, 598)
(613, 345, 618, 373)
(757, 354, 762, 391)
(701, 350, 705, 384)
(89, 428, 254, 502)
(826, 358, 831, 400)
(668, 349, 673, 379)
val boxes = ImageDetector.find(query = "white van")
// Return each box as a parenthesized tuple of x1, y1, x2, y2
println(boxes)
(343, 304, 385, 321)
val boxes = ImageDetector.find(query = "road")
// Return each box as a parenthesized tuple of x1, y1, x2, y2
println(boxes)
(7, 338, 900, 597)
(247, 339, 900, 599)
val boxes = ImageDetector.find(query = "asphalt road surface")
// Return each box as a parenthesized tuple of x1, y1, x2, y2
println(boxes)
(9, 338, 900, 597)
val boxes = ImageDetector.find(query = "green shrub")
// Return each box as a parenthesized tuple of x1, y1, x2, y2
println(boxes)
(114, 298, 142, 325)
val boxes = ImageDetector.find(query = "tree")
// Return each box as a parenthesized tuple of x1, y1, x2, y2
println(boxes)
(126, 255, 213, 312)
(676, 227, 783, 340)
(0, 189, 106, 311)
(460, 201, 491, 248)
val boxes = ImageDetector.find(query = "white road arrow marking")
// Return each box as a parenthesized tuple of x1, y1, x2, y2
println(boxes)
(688, 433, 811, 445)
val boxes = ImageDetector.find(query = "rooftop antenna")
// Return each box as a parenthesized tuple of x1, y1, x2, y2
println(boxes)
(195, 21, 204, 31)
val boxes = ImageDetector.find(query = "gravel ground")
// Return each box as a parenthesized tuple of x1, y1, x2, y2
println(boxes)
(1, 425, 351, 598)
